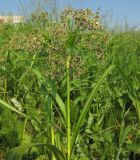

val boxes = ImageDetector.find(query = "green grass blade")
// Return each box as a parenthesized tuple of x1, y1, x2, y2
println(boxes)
(0, 99, 29, 118)
(50, 90, 67, 124)
(71, 65, 115, 151)
(6, 143, 66, 160)
(50, 100, 56, 160)
(33, 69, 67, 124)
(131, 98, 140, 121)
(66, 55, 71, 160)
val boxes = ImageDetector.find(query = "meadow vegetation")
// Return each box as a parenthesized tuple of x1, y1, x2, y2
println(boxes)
(0, 7, 140, 160)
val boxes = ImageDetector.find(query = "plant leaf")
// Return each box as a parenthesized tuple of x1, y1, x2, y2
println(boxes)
(6, 143, 66, 160)
(51, 91, 67, 123)
(127, 143, 140, 153)
(0, 99, 29, 118)
(71, 65, 115, 151)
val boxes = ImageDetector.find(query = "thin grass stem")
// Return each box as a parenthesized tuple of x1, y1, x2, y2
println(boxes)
(67, 55, 71, 160)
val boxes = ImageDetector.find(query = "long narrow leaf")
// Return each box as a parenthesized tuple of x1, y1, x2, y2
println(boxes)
(0, 99, 29, 118)
(33, 69, 67, 124)
(6, 143, 66, 160)
(50, 90, 67, 124)
(71, 65, 115, 151)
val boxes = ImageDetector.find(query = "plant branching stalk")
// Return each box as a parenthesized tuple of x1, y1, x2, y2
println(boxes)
(67, 55, 71, 160)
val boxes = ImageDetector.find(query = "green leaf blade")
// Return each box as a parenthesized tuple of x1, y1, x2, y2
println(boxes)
(6, 143, 66, 160)
(71, 65, 115, 151)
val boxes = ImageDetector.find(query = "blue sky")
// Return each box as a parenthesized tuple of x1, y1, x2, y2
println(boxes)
(0, 0, 139, 26)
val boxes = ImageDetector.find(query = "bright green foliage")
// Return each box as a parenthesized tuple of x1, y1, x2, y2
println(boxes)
(6, 143, 66, 160)
(0, 8, 140, 160)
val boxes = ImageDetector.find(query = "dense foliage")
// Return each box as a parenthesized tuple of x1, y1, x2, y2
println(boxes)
(0, 9, 140, 160)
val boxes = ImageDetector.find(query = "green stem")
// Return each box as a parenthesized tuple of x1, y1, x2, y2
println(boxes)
(4, 55, 7, 100)
(51, 100, 55, 160)
(67, 55, 71, 160)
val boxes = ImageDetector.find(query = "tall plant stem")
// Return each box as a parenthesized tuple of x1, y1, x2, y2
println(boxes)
(67, 55, 71, 160)
(51, 100, 55, 160)
(4, 57, 7, 100)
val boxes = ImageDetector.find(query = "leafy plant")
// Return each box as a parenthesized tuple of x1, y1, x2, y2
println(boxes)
(0, 7, 140, 160)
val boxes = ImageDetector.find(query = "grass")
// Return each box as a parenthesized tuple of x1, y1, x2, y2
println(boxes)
(0, 8, 140, 160)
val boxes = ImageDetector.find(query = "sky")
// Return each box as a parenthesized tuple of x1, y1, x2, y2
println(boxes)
(0, 0, 140, 27)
